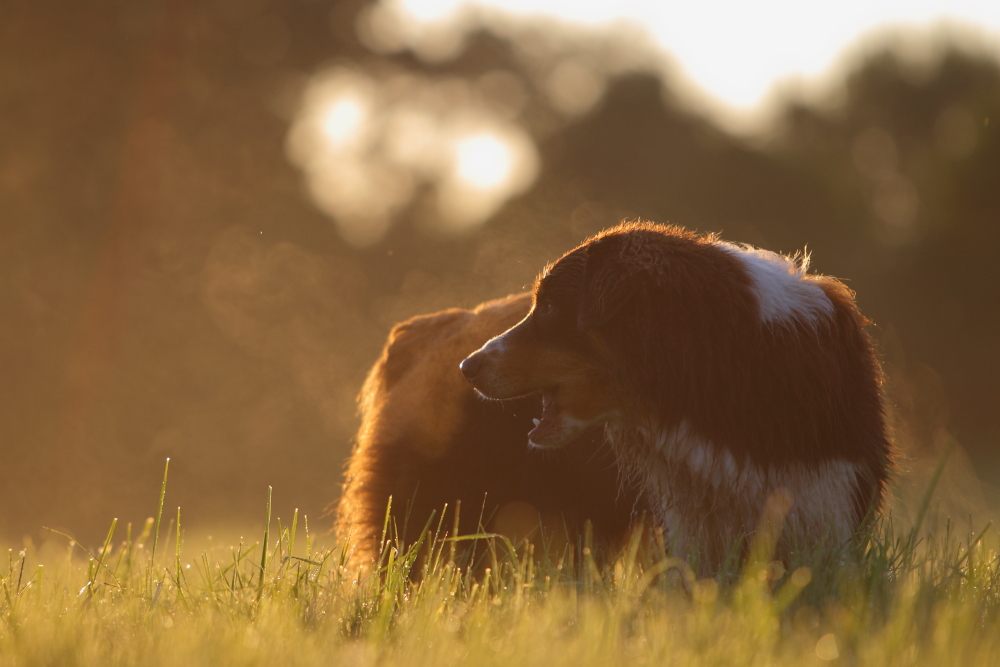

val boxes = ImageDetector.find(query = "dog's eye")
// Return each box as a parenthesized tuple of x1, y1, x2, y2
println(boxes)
(538, 301, 555, 317)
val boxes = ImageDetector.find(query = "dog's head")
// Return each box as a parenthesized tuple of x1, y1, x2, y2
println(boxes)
(460, 223, 723, 448)
(459, 250, 609, 448)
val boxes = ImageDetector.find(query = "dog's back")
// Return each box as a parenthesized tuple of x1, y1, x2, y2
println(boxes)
(335, 293, 643, 568)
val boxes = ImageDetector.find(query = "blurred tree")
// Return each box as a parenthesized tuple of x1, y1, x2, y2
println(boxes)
(771, 49, 1000, 475)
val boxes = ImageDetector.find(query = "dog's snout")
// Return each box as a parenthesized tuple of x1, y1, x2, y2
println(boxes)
(459, 353, 483, 383)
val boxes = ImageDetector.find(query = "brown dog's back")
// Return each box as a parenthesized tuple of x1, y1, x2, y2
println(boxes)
(335, 294, 642, 567)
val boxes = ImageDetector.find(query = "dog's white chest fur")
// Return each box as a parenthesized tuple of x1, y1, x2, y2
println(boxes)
(611, 420, 862, 560)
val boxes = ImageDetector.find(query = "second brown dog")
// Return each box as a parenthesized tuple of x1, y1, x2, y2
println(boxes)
(334, 293, 644, 569)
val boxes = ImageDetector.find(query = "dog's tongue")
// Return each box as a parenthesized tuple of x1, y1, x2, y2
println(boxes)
(528, 389, 559, 446)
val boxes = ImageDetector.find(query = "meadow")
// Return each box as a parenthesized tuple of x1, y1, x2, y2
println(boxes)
(2, 459, 999, 667)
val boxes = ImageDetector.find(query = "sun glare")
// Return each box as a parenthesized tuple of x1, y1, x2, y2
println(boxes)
(381, 0, 1000, 124)
(455, 134, 512, 189)
(399, 0, 465, 22)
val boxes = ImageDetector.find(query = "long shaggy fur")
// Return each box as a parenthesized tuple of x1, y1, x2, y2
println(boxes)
(461, 222, 892, 569)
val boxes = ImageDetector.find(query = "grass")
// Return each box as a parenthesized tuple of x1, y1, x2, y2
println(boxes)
(2, 459, 1000, 666)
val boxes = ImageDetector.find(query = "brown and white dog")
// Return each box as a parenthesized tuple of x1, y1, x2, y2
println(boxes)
(460, 222, 892, 568)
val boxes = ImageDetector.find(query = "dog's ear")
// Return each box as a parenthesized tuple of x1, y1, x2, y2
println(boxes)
(577, 239, 638, 330)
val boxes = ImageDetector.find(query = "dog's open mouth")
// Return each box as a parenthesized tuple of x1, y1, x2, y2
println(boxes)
(528, 387, 564, 448)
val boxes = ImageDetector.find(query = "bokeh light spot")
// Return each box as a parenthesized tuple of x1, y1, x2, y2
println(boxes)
(322, 98, 366, 148)
(286, 67, 539, 245)
(455, 134, 512, 189)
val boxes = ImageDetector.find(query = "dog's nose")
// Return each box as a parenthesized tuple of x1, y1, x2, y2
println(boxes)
(459, 353, 483, 383)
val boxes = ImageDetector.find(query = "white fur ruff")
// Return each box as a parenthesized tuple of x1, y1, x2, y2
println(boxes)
(610, 420, 861, 561)
(719, 243, 834, 326)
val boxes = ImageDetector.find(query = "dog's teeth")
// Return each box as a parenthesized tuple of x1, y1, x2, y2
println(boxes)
(532, 418, 540, 427)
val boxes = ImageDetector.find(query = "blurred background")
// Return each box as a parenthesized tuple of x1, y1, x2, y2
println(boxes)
(3, 0, 1000, 545)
